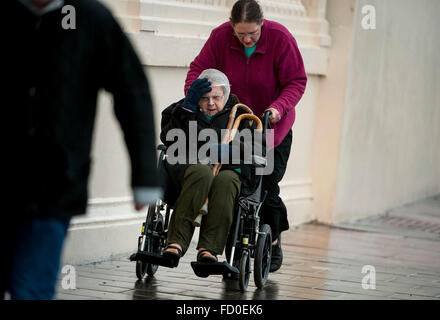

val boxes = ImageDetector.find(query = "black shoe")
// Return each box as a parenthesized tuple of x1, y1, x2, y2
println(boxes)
(163, 245, 183, 268)
(270, 235, 283, 272)
(197, 249, 218, 263)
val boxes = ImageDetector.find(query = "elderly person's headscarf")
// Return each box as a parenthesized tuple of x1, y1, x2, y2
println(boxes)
(198, 69, 231, 103)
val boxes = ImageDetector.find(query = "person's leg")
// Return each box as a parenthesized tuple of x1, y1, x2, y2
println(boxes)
(261, 130, 292, 239)
(197, 170, 241, 258)
(167, 164, 213, 255)
(260, 130, 293, 271)
(8, 217, 71, 300)
(0, 222, 15, 300)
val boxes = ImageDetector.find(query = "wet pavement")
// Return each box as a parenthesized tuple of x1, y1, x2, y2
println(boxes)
(56, 196, 440, 300)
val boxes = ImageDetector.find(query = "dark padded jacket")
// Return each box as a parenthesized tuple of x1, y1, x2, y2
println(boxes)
(5, 0, 160, 220)
(160, 95, 262, 203)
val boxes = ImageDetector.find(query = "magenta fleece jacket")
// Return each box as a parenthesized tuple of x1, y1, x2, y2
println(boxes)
(185, 19, 307, 147)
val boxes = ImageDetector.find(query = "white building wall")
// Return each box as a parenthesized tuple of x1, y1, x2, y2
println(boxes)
(332, 0, 440, 222)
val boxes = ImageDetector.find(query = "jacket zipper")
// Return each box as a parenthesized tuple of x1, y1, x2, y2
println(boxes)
(246, 55, 251, 100)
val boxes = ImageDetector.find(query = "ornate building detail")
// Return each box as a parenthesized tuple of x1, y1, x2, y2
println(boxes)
(170, 0, 227, 6)
(105, 0, 331, 75)
(259, 0, 307, 18)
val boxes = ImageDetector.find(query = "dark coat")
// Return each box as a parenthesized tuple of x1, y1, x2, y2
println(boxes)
(5, 0, 160, 220)
(160, 95, 261, 203)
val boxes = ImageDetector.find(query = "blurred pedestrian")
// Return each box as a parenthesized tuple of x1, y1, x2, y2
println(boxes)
(2, 0, 161, 299)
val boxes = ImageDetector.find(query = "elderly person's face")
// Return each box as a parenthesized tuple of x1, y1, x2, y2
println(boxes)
(199, 85, 226, 116)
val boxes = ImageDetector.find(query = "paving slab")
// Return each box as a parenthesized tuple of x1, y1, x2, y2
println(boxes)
(56, 196, 440, 300)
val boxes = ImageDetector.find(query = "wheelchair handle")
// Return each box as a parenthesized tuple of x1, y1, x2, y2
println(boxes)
(263, 110, 272, 136)
(157, 144, 167, 151)
(157, 144, 168, 169)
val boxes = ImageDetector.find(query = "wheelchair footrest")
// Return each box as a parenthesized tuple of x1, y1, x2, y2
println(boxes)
(130, 251, 175, 268)
(191, 261, 239, 278)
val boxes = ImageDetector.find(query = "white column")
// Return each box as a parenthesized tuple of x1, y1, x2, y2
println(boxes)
(301, 0, 331, 46)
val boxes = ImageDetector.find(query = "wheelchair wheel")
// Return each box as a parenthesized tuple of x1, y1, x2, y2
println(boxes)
(136, 260, 147, 280)
(146, 214, 164, 276)
(239, 250, 251, 291)
(254, 224, 272, 289)
(135, 204, 163, 280)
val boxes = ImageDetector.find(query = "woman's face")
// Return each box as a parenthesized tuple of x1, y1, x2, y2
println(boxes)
(232, 21, 263, 48)
(199, 85, 226, 116)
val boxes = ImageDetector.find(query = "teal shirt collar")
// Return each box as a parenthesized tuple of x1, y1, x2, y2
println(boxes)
(244, 43, 258, 58)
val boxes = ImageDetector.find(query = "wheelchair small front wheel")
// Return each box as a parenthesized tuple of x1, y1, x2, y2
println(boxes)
(254, 224, 272, 289)
(146, 213, 164, 276)
(239, 250, 251, 291)
(136, 260, 147, 280)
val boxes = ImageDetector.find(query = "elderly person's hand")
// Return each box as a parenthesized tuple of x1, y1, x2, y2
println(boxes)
(207, 143, 242, 164)
(183, 78, 212, 112)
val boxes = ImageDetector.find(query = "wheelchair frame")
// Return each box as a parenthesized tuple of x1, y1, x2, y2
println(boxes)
(130, 111, 273, 291)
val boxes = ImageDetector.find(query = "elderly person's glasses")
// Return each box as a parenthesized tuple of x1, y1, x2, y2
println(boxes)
(200, 95, 224, 103)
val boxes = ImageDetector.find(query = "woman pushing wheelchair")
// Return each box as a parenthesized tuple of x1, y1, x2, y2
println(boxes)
(159, 69, 261, 266)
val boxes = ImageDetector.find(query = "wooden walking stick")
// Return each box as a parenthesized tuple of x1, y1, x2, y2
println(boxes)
(193, 104, 263, 227)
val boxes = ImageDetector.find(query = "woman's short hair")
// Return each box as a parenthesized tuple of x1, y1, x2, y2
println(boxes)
(198, 69, 231, 102)
(229, 0, 263, 26)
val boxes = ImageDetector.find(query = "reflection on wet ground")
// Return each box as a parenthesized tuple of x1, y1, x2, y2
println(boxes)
(57, 219, 440, 300)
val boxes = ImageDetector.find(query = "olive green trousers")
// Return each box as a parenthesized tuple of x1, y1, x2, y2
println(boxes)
(167, 164, 241, 256)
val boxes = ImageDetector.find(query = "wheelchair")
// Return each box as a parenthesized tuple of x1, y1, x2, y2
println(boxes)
(130, 111, 272, 291)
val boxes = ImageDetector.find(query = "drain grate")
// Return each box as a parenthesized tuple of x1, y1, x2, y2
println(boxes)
(336, 196, 440, 240)
(376, 215, 440, 234)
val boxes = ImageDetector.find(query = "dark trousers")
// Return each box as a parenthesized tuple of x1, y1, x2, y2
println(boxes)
(167, 164, 241, 255)
(1, 217, 70, 300)
(260, 130, 293, 240)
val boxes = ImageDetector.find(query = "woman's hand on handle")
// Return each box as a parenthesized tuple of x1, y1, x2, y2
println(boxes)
(263, 108, 281, 125)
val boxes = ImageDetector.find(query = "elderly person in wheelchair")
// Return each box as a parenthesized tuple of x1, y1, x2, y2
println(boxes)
(159, 69, 260, 266)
